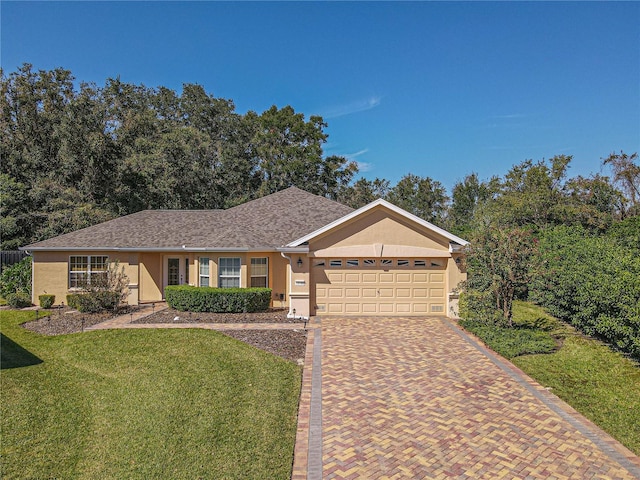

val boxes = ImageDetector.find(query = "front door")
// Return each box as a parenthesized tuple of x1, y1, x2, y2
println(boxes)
(164, 256, 189, 295)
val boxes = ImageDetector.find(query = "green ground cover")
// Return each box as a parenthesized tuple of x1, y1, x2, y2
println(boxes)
(460, 301, 640, 455)
(1, 310, 301, 479)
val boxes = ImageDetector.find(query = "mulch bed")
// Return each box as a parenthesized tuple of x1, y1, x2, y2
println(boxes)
(21, 306, 140, 336)
(132, 307, 299, 324)
(19, 306, 307, 362)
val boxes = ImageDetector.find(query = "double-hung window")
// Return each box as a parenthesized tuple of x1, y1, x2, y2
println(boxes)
(199, 257, 210, 287)
(250, 258, 268, 288)
(69, 255, 108, 288)
(219, 257, 241, 288)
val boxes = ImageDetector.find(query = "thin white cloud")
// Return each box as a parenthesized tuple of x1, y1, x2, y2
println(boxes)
(321, 96, 382, 119)
(337, 148, 373, 172)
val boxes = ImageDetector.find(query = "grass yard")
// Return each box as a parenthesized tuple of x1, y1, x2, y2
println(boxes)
(1, 310, 301, 479)
(460, 301, 640, 455)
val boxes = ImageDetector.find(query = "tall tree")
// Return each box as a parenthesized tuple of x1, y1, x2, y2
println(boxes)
(603, 151, 640, 217)
(337, 177, 390, 209)
(386, 174, 448, 224)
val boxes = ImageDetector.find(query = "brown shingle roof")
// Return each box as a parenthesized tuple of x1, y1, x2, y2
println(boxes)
(24, 187, 354, 250)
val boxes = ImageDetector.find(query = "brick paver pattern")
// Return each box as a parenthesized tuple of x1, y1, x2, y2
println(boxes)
(320, 317, 639, 480)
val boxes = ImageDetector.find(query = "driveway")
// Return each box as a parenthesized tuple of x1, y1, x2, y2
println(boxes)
(292, 317, 640, 479)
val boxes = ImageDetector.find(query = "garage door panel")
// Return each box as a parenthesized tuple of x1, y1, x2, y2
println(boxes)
(345, 288, 360, 298)
(362, 273, 378, 283)
(328, 288, 344, 298)
(430, 273, 445, 283)
(327, 272, 344, 283)
(396, 288, 411, 298)
(413, 288, 428, 298)
(328, 303, 344, 313)
(396, 303, 411, 313)
(345, 273, 360, 283)
(396, 273, 411, 283)
(379, 303, 394, 313)
(362, 303, 378, 313)
(413, 273, 428, 283)
(362, 288, 377, 298)
(413, 303, 429, 313)
(430, 288, 445, 298)
(345, 303, 361, 313)
(379, 273, 394, 283)
(379, 288, 394, 298)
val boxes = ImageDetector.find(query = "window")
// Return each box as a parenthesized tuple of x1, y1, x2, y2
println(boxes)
(414, 260, 427, 267)
(397, 259, 410, 267)
(430, 260, 445, 268)
(69, 255, 108, 288)
(250, 258, 268, 288)
(329, 259, 342, 268)
(346, 259, 359, 267)
(381, 259, 393, 266)
(199, 257, 210, 287)
(219, 257, 241, 288)
(363, 259, 376, 266)
(313, 259, 326, 267)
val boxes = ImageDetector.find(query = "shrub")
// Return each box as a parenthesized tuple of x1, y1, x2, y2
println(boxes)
(6, 292, 32, 308)
(165, 286, 272, 313)
(0, 257, 32, 298)
(38, 294, 55, 308)
(67, 291, 120, 313)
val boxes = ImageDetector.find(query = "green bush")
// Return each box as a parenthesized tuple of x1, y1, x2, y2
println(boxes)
(0, 257, 32, 298)
(165, 286, 272, 313)
(66, 291, 120, 313)
(530, 225, 640, 359)
(6, 292, 32, 308)
(38, 294, 55, 308)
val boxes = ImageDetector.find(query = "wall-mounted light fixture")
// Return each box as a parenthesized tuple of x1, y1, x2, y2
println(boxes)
(297, 257, 303, 268)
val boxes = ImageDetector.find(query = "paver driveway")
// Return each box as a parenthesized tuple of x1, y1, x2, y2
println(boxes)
(292, 317, 640, 480)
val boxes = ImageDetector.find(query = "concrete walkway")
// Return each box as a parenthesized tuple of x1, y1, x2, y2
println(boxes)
(292, 317, 640, 480)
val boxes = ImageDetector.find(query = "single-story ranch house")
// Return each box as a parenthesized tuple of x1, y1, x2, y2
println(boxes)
(23, 187, 468, 318)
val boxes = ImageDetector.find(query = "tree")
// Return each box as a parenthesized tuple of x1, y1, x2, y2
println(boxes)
(459, 221, 536, 326)
(337, 177, 390, 209)
(386, 174, 448, 223)
(603, 151, 640, 217)
(447, 173, 496, 237)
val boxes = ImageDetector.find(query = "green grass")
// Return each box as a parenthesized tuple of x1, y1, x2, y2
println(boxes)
(1, 310, 301, 479)
(459, 301, 640, 455)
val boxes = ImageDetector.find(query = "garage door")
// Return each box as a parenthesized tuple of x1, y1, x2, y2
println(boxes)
(313, 259, 447, 316)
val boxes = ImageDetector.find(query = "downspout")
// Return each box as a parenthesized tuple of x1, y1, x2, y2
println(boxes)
(280, 252, 294, 317)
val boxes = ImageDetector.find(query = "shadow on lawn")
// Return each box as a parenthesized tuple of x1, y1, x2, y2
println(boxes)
(1, 333, 43, 369)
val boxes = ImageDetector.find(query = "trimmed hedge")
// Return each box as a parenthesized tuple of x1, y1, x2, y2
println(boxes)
(38, 294, 56, 308)
(165, 286, 272, 313)
(66, 292, 120, 313)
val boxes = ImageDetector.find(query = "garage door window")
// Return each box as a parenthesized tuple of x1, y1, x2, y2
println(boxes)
(397, 259, 410, 267)
(347, 259, 359, 267)
(314, 260, 325, 267)
(330, 259, 342, 268)
(381, 259, 393, 266)
(414, 260, 427, 267)
(364, 259, 376, 266)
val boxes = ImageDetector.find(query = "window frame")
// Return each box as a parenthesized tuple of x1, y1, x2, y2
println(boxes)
(199, 257, 210, 287)
(69, 255, 108, 289)
(250, 257, 268, 288)
(218, 257, 241, 288)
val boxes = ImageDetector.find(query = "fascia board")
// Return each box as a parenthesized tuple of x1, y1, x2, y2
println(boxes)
(286, 198, 469, 247)
(22, 246, 281, 253)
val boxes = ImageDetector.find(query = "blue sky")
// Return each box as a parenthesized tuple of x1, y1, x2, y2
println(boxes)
(2, 1, 639, 191)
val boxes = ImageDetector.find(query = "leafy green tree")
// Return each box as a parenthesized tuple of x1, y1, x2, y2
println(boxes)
(337, 177, 390, 209)
(447, 173, 497, 237)
(603, 151, 640, 217)
(0, 257, 32, 298)
(459, 221, 536, 326)
(386, 174, 448, 223)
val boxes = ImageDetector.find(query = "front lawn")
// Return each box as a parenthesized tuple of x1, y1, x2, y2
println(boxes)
(1, 310, 301, 479)
(459, 301, 640, 455)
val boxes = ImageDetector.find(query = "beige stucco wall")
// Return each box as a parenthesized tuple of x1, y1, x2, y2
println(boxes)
(311, 207, 450, 252)
(32, 251, 139, 307)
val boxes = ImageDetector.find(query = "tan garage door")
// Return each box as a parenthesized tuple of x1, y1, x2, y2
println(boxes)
(313, 259, 447, 316)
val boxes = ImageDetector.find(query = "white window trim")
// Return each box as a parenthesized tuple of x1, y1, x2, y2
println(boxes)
(218, 257, 241, 288)
(199, 257, 210, 287)
(69, 255, 108, 289)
